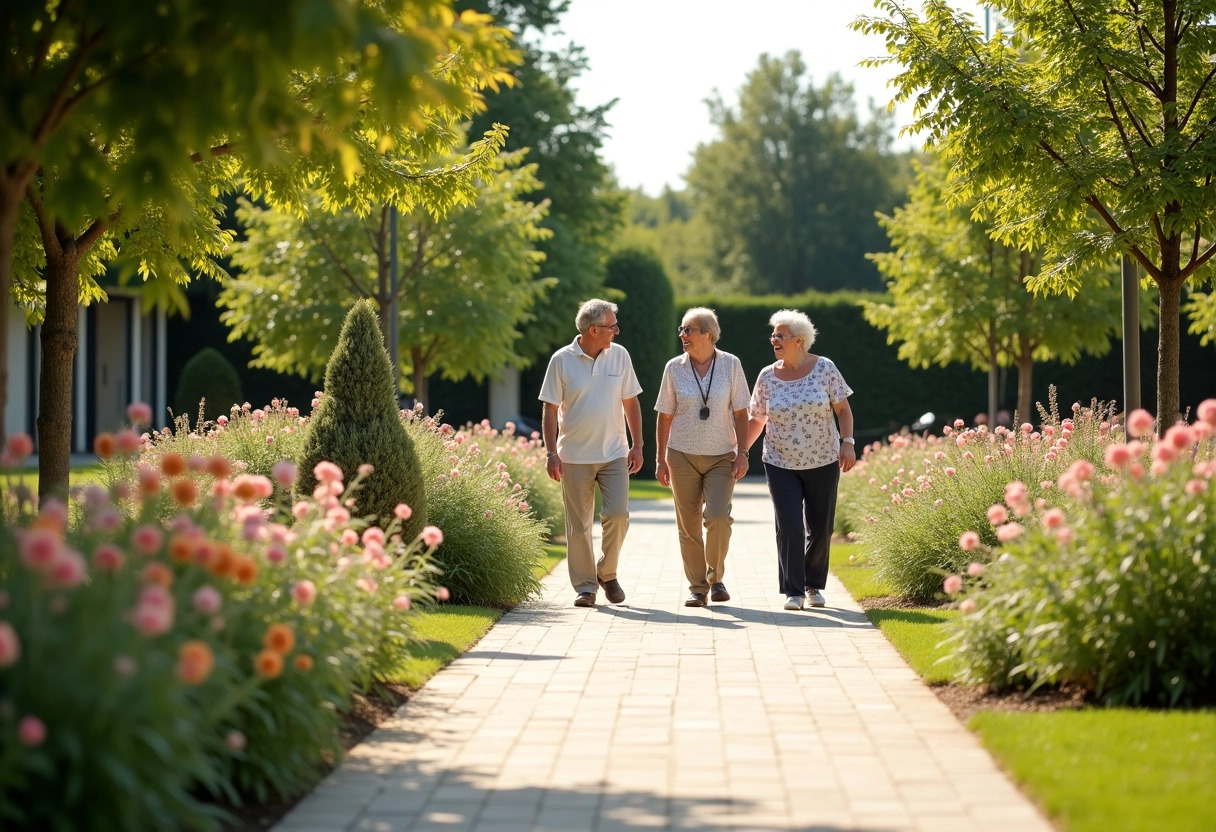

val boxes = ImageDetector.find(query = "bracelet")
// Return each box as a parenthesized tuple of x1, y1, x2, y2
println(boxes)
(547, 452, 559, 458)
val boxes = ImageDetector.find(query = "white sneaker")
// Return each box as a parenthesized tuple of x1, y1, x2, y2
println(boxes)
(783, 595, 804, 610)
(805, 589, 826, 608)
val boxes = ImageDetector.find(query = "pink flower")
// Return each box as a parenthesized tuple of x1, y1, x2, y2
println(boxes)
(355, 577, 378, 594)
(986, 504, 1008, 525)
(1042, 508, 1065, 529)
(943, 575, 964, 594)
(113, 655, 137, 677)
(1105, 443, 1133, 469)
(266, 543, 287, 564)
(1164, 424, 1194, 452)
(192, 586, 223, 615)
(1056, 526, 1075, 545)
(392, 595, 411, 611)
(115, 429, 142, 455)
(420, 526, 444, 547)
(292, 580, 317, 606)
(217, 415, 229, 427)
(340, 529, 359, 546)
(967, 562, 984, 577)
(358, 463, 374, 477)
(435, 587, 451, 601)
(17, 716, 46, 748)
(362, 527, 386, 547)
(6, 433, 33, 461)
(959, 599, 977, 614)
(271, 461, 297, 489)
(1195, 398, 1216, 426)
(127, 401, 153, 425)
(131, 525, 164, 555)
(226, 730, 246, 751)
(131, 585, 175, 636)
(1126, 408, 1155, 437)
(0, 622, 20, 667)
(92, 543, 124, 572)
(996, 522, 1025, 542)
(1185, 479, 1207, 497)
(19, 528, 62, 571)
(292, 501, 312, 520)
(313, 461, 344, 484)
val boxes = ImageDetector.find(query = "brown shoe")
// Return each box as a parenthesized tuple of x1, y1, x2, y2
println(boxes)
(684, 592, 708, 607)
(573, 592, 596, 607)
(598, 578, 626, 604)
(710, 582, 730, 602)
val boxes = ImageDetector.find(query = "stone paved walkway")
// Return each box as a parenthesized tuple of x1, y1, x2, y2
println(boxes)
(273, 481, 1052, 832)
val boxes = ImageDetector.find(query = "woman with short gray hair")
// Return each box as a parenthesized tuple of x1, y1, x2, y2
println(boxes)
(746, 308, 855, 611)
(654, 307, 750, 607)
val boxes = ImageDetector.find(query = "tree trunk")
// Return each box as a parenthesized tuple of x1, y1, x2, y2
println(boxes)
(0, 188, 20, 443)
(1156, 276, 1184, 427)
(987, 363, 998, 429)
(1015, 355, 1034, 425)
(37, 245, 81, 501)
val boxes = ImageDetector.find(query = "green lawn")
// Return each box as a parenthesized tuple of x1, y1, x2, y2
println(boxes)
(628, 479, 673, 501)
(973, 710, 1216, 832)
(3, 462, 109, 493)
(829, 543, 895, 600)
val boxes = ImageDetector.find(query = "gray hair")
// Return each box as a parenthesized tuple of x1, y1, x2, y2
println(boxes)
(769, 308, 817, 352)
(682, 307, 721, 344)
(576, 298, 618, 334)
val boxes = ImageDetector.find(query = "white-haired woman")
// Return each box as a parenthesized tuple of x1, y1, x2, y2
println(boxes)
(746, 309, 855, 611)
(655, 307, 751, 607)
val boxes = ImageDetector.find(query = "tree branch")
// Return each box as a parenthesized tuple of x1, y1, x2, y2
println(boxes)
(1180, 64, 1216, 131)
(1181, 239, 1216, 279)
(77, 206, 122, 253)
(189, 143, 235, 164)
(1083, 194, 1160, 279)
(304, 221, 372, 297)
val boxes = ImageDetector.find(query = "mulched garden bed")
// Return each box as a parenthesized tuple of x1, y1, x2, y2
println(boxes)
(933, 682, 1091, 723)
(220, 683, 412, 832)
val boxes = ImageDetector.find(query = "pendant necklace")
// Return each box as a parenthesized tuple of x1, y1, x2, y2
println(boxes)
(690, 352, 717, 420)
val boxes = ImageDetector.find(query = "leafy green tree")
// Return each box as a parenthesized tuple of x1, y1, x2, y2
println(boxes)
(3, 0, 518, 496)
(619, 188, 721, 296)
(865, 157, 1132, 422)
(221, 151, 553, 409)
(854, 0, 1216, 423)
(174, 347, 244, 426)
(463, 0, 624, 357)
(604, 247, 675, 478)
(686, 51, 908, 294)
(297, 300, 427, 539)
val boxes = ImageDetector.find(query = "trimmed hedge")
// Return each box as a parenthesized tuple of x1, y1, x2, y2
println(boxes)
(174, 347, 243, 426)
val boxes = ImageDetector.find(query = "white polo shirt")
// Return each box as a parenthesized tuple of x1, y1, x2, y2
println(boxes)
(539, 338, 642, 464)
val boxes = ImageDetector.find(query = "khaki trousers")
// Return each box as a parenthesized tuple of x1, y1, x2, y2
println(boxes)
(561, 457, 630, 594)
(668, 449, 735, 594)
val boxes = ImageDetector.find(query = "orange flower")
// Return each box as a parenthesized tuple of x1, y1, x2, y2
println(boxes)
(293, 654, 314, 672)
(177, 640, 214, 685)
(205, 455, 231, 480)
(254, 649, 283, 679)
(168, 534, 196, 564)
(232, 478, 259, 502)
(141, 562, 174, 588)
(263, 623, 295, 655)
(170, 478, 198, 507)
(208, 545, 236, 579)
(93, 432, 116, 459)
(161, 453, 187, 478)
(233, 557, 258, 586)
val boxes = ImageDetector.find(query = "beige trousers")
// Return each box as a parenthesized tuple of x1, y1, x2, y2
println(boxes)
(668, 449, 735, 594)
(561, 457, 630, 594)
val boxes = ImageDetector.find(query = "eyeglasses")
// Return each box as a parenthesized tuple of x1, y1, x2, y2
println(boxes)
(594, 321, 620, 332)
(677, 326, 706, 336)
(770, 333, 795, 342)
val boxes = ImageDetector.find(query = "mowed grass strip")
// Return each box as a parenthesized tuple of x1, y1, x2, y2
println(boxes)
(972, 710, 1216, 832)
(389, 542, 567, 690)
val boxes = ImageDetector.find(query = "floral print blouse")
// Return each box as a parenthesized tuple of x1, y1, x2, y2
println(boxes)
(748, 356, 853, 470)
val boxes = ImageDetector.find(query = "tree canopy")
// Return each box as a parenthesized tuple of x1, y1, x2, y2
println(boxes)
(854, 0, 1216, 423)
(686, 51, 910, 295)
(221, 150, 553, 409)
(866, 156, 1135, 422)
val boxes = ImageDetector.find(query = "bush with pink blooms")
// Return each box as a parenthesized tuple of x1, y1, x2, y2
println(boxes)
(941, 402, 1216, 706)
(402, 408, 549, 607)
(838, 391, 1120, 599)
(0, 448, 443, 830)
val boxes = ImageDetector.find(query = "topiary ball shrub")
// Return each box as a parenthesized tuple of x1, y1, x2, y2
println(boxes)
(174, 347, 243, 426)
(296, 301, 426, 540)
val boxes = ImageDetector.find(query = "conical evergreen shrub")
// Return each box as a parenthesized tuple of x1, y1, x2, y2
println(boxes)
(174, 347, 243, 426)
(296, 301, 427, 539)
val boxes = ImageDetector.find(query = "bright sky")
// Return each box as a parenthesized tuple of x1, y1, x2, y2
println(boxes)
(545, 0, 986, 195)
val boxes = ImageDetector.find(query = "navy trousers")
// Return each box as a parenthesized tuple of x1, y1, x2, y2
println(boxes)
(763, 461, 840, 596)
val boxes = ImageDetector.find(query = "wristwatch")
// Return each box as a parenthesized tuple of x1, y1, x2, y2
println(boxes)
(841, 437, 855, 445)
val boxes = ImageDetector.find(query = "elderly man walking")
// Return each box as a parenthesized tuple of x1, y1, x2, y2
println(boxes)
(540, 298, 644, 607)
